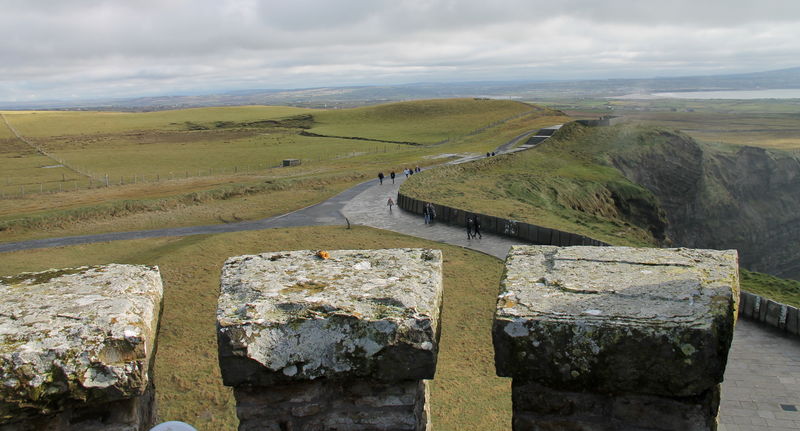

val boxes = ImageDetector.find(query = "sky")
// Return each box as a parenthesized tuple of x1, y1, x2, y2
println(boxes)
(1, 0, 799, 102)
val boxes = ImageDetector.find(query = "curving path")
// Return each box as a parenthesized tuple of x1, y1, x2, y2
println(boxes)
(1, 128, 799, 429)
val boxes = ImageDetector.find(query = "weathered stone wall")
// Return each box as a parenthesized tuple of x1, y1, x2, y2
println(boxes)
(739, 291, 800, 336)
(217, 249, 443, 431)
(493, 245, 739, 430)
(0, 264, 163, 431)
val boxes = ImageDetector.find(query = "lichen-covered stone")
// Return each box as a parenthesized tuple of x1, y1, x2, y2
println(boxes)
(0, 265, 163, 424)
(493, 246, 739, 397)
(217, 249, 443, 385)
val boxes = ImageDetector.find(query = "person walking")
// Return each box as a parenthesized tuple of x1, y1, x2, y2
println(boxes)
(473, 215, 482, 239)
(387, 197, 394, 213)
(404, 168, 410, 178)
(378, 172, 384, 184)
(466, 216, 475, 239)
(390, 171, 396, 184)
(426, 202, 436, 224)
(423, 203, 431, 224)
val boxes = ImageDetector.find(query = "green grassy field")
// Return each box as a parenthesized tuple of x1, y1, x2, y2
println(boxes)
(0, 99, 567, 242)
(2, 106, 313, 137)
(0, 226, 509, 431)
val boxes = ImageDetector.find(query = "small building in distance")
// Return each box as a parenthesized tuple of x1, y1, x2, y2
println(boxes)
(282, 159, 301, 167)
(576, 115, 623, 127)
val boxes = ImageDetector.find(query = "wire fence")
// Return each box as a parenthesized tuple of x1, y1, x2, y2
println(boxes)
(0, 144, 416, 200)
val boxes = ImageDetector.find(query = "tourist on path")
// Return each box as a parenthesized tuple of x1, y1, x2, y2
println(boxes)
(404, 168, 410, 178)
(378, 172, 384, 184)
(387, 197, 394, 213)
(390, 171, 396, 184)
(466, 216, 475, 239)
(423, 203, 431, 224)
(415, 166, 421, 173)
(473, 215, 482, 239)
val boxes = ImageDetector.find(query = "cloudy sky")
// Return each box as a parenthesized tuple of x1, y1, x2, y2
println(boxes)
(1, 0, 799, 102)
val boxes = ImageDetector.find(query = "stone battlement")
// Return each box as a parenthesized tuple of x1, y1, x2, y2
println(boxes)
(0, 264, 163, 431)
(217, 248, 443, 430)
(493, 245, 739, 430)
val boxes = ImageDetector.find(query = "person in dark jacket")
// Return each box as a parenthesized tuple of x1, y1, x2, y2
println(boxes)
(390, 171, 396, 184)
(473, 215, 482, 239)
(466, 216, 475, 239)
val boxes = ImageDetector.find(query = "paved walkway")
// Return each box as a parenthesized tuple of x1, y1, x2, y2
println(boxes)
(1, 131, 799, 428)
(719, 319, 800, 430)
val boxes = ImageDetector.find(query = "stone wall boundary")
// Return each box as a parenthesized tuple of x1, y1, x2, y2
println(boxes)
(739, 290, 800, 337)
(396, 192, 609, 247)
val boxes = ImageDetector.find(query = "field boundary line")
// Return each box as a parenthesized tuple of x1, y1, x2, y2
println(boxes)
(0, 113, 92, 180)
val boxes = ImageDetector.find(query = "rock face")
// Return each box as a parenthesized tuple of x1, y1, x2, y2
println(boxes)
(0, 264, 163, 430)
(493, 245, 739, 430)
(612, 131, 800, 279)
(217, 248, 443, 431)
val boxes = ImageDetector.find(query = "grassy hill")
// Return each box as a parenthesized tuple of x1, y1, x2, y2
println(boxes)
(310, 98, 537, 144)
(0, 99, 566, 242)
(400, 123, 668, 246)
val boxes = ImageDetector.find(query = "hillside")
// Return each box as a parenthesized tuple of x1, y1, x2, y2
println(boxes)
(0, 99, 566, 242)
(402, 122, 800, 280)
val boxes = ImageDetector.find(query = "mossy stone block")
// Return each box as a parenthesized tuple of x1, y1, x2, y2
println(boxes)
(493, 246, 739, 397)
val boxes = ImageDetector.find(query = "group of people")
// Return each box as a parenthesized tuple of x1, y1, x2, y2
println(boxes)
(403, 166, 421, 177)
(485, 152, 496, 157)
(378, 166, 422, 185)
(379, 168, 482, 239)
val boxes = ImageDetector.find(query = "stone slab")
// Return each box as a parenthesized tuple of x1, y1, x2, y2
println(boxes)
(740, 291, 755, 318)
(788, 306, 799, 336)
(217, 249, 443, 386)
(493, 246, 739, 396)
(0, 265, 163, 424)
(765, 300, 782, 327)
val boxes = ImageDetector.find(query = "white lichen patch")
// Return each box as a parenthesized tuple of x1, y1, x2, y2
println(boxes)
(498, 245, 739, 326)
(0, 264, 163, 419)
(217, 249, 443, 380)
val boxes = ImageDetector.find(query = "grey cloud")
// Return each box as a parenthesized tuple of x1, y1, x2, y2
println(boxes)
(0, 0, 798, 101)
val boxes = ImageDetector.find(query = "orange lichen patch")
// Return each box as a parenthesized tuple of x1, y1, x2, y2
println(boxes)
(315, 250, 330, 260)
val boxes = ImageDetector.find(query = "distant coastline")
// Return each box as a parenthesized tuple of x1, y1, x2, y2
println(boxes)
(614, 89, 800, 100)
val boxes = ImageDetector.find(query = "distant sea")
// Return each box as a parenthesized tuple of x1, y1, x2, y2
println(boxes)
(616, 89, 800, 100)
